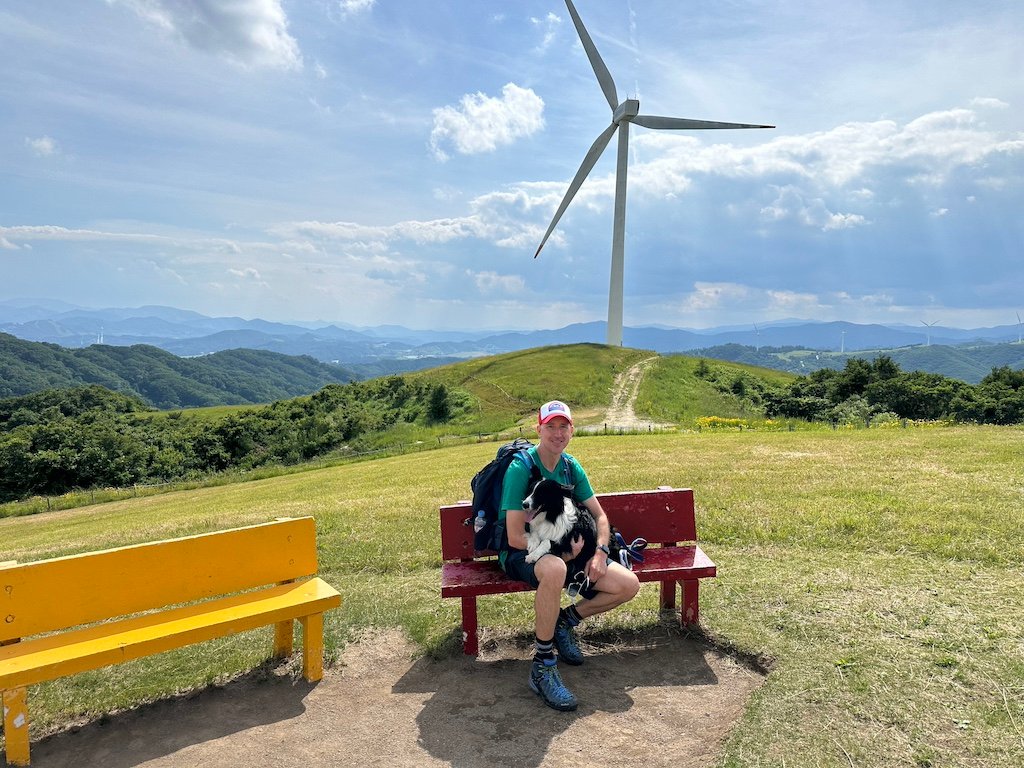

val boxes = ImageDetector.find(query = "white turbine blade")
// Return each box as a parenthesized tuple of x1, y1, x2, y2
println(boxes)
(535, 123, 618, 259)
(564, 0, 618, 111)
(633, 114, 775, 130)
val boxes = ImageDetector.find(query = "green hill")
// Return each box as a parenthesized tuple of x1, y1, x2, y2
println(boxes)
(694, 341, 1024, 384)
(0, 333, 356, 408)
(0, 344, 799, 507)
(401, 344, 795, 430)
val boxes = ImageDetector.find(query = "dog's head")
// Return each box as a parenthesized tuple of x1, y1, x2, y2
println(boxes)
(522, 477, 573, 519)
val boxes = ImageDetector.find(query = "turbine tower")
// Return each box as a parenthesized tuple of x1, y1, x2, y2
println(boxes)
(1017, 312, 1022, 344)
(921, 320, 938, 347)
(534, 0, 774, 347)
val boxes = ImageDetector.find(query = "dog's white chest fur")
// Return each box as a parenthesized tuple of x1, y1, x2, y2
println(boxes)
(524, 497, 577, 563)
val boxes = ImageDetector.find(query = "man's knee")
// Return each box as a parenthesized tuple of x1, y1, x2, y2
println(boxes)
(608, 565, 641, 601)
(535, 554, 567, 584)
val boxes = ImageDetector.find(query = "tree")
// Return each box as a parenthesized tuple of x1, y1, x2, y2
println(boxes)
(427, 383, 451, 423)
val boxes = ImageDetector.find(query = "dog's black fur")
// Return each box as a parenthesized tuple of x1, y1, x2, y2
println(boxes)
(522, 477, 598, 566)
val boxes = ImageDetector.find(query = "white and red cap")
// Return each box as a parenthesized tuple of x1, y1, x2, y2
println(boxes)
(538, 400, 573, 425)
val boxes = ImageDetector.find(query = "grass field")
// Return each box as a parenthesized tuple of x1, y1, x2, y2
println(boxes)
(2, 425, 1022, 766)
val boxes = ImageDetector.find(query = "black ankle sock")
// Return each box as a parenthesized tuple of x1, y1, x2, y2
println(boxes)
(534, 636, 555, 663)
(562, 605, 583, 627)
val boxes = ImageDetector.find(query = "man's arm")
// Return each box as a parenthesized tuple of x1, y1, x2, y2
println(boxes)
(582, 495, 611, 580)
(505, 508, 529, 550)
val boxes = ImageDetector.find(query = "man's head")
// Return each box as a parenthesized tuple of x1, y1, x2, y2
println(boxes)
(537, 400, 574, 453)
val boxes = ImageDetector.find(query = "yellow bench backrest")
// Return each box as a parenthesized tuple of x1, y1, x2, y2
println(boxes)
(1, 517, 320, 642)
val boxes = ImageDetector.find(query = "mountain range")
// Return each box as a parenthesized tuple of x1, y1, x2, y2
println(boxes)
(3, 301, 1022, 367)
(0, 332, 354, 408)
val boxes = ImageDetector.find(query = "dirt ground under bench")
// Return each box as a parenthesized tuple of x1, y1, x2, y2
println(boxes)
(27, 625, 766, 768)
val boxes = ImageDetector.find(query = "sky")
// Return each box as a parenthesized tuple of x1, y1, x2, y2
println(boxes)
(1, 0, 1022, 332)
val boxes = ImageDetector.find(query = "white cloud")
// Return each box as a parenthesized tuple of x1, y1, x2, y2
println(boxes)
(680, 282, 751, 311)
(970, 97, 1009, 109)
(25, 136, 58, 157)
(228, 267, 262, 280)
(470, 270, 525, 294)
(759, 187, 868, 232)
(338, 0, 374, 17)
(430, 83, 545, 161)
(0, 237, 20, 250)
(531, 12, 561, 51)
(275, 216, 495, 246)
(0, 225, 169, 244)
(108, 0, 302, 70)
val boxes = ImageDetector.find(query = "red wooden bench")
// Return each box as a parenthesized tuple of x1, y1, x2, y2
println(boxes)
(440, 487, 716, 655)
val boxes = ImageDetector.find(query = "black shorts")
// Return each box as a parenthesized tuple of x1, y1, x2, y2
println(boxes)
(501, 548, 606, 601)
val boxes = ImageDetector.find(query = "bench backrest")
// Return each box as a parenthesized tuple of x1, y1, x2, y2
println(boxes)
(0, 517, 320, 641)
(440, 487, 696, 561)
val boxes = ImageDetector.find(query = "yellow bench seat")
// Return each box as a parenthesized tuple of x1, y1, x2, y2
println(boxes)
(0, 577, 340, 690)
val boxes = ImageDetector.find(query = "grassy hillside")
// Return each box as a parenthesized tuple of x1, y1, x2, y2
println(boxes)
(1, 425, 1021, 766)
(0, 333, 355, 407)
(638, 354, 795, 424)
(406, 343, 656, 429)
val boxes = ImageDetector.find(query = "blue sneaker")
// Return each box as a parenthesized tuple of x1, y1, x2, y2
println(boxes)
(554, 617, 584, 665)
(529, 660, 578, 711)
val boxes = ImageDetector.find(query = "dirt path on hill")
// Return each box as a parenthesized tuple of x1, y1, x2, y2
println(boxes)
(584, 355, 672, 432)
(29, 626, 766, 768)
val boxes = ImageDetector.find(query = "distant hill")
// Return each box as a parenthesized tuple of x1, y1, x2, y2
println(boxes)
(3, 303, 1022, 367)
(0, 333, 356, 408)
(689, 342, 1024, 384)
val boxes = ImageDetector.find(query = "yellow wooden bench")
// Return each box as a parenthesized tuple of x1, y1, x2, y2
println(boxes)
(0, 516, 341, 766)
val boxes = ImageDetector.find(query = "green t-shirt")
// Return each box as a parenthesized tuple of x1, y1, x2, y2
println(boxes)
(498, 445, 595, 530)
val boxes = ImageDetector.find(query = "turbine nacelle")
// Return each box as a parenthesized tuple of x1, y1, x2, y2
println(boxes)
(613, 99, 640, 125)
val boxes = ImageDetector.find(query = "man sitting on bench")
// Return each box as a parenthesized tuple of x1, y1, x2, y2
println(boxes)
(498, 400, 640, 712)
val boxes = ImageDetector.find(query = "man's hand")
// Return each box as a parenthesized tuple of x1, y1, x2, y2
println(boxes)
(586, 549, 608, 581)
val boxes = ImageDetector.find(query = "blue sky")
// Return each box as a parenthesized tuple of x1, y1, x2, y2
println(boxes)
(2, 0, 1022, 331)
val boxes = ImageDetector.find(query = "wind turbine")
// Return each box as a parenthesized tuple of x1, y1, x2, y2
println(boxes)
(533, 0, 774, 347)
(921, 320, 938, 347)
(1017, 312, 1022, 344)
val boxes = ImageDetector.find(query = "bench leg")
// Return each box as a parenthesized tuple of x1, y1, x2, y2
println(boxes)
(461, 596, 479, 656)
(659, 579, 677, 612)
(299, 613, 325, 682)
(681, 579, 700, 626)
(274, 620, 294, 658)
(3, 686, 30, 766)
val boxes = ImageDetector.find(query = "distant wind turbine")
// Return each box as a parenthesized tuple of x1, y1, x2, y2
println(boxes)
(533, 0, 774, 347)
(921, 320, 939, 346)
(840, 330, 846, 354)
(1017, 312, 1022, 344)
(753, 322, 760, 351)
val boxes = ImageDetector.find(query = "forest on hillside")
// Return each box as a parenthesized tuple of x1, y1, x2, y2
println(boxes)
(0, 379, 468, 503)
(0, 332, 355, 406)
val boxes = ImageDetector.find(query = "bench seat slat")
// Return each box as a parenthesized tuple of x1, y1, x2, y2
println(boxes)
(0, 578, 340, 691)
(442, 544, 715, 598)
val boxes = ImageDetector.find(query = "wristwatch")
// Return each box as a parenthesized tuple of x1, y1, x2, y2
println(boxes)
(597, 544, 610, 555)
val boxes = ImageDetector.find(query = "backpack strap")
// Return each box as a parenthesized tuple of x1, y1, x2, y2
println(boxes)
(518, 449, 541, 482)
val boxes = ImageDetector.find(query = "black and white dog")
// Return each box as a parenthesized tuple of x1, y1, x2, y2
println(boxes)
(522, 477, 598, 566)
